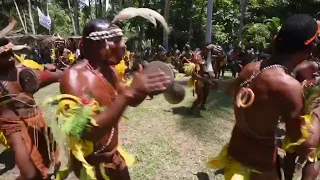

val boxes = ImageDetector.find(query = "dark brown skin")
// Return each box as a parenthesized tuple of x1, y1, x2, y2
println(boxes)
(286, 60, 320, 180)
(59, 34, 170, 179)
(172, 48, 181, 68)
(155, 51, 167, 62)
(212, 53, 227, 79)
(293, 60, 320, 82)
(227, 49, 319, 179)
(190, 51, 218, 111)
(178, 46, 192, 73)
(202, 44, 224, 79)
(0, 50, 61, 180)
(181, 51, 192, 63)
(205, 44, 226, 79)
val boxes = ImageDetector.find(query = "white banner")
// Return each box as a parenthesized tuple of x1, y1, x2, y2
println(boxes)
(37, 7, 51, 30)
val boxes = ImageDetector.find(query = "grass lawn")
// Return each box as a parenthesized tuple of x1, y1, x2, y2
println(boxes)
(0, 74, 235, 180)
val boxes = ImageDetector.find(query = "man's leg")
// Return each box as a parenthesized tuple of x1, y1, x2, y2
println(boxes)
(201, 84, 209, 110)
(7, 132, 40, 180)
(190, 82, 203, 112)
(301, 161, 320, 180)
(221, 66, 225, 77)
(283, 152, 298, 180)
(106, 166, 131, 180)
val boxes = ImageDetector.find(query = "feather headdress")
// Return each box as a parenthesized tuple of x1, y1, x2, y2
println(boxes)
(0, 16, 17, 38)
(112, 7, 170, 33)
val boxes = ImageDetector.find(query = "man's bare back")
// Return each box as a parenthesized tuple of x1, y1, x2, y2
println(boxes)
(229, 61, 303, 172)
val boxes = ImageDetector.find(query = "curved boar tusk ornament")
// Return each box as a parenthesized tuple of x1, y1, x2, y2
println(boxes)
(112, 7, 170, 33)
(235, 87, 255, 108)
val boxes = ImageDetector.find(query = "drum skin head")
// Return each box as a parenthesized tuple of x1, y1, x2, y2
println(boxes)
(144, 61, 174, 83)
(163, 81, 186, 104)
(19, 68, 40, 93)
(144, 61, 175, 96)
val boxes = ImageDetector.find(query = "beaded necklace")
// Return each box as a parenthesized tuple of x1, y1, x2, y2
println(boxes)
(85, 60, 118, 154)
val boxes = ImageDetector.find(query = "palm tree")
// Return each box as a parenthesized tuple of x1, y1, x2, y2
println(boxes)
(73, 0, 80, 35)
(67, 0, 76, 34)
(27, 0, 36, 34)
(13, 0, 27, 34)
(239, 0, 248, 42)
(263, 17, 281, 37)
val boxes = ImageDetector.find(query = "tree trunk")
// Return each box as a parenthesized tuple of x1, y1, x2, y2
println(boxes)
(95, 0, 98, 18)
(119, 0, 123, 9)
(110, 0, 114, 12)
(88, 0, 92, 19)
(163, 0, 171, 50)
(73, 0, 80, 35)
(138, 0, 144, 51)
(205, 0, 214, 73)
(98, 0, 103, 18)
(187, 0, 193, 43)
(68, 0, 76, 34)
(239, 0, 247, 44)
(27, 0, 36, 34)
(43, 0, 48, 15)
(23, 13, 28, 32)
(13, 0, 27, 34)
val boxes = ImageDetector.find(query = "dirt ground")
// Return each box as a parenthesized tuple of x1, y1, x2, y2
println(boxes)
(0, 75, 235, 180)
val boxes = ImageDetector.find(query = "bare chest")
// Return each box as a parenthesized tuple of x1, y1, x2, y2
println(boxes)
(83, 72, 117, 108)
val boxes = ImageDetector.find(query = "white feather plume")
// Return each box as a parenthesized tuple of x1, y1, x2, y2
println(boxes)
(112, 7, 170, 33)
(0, 16, 17, 38)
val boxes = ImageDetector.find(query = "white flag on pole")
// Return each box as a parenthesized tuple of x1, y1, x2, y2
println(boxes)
(37, 7, 51, 30)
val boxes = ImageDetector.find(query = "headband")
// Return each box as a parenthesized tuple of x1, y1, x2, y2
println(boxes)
(85, 27, 123, 41)
(274, 21, 320, 46)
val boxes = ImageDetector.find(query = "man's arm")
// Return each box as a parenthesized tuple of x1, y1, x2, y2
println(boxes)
(17, 67, 62, 94)
(60, 66, 170, 141)
(280, 78, 319, 156)
(192, 71, 203, 81)
(60, 70, 128, 141)
(294, 61, 319, 82)
(36, 70, 63, 90)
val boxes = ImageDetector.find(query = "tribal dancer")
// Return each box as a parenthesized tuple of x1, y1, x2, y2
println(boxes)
(0, 37, 62, 180)
(169, 45, 180, 68)
(209, 14, 320, 180)
(283, 38, 320, 180)
(293, 60, 320, 83)
(44, 8, 170, 180)
(184, 50, 218, 112)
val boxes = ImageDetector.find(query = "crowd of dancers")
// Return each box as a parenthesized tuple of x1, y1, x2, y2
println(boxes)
(1, 6, 320, 180)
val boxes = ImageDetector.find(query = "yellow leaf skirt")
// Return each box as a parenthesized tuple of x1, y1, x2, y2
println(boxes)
(282, 113, 320, 162)
(207, 144, 259, 180)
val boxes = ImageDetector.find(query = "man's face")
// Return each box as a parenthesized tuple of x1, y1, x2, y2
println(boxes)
(0, 50, 14, 67)
(56, 42, 65, 53)
(97, 36, 126, 65)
